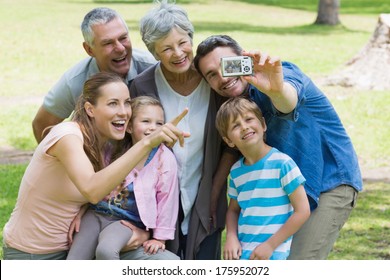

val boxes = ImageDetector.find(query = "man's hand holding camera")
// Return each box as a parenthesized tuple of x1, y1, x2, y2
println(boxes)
(243, 50, 298, 114)
(242, 50, 284, 96)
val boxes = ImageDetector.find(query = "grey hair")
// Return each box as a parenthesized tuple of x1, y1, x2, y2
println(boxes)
(140, 0, 194, 58)
(81, 7, 129, 46)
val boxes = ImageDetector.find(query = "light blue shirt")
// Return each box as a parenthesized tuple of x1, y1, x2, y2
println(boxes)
(228, 148, 305, 260)
(43, 48, 156, 119)
(248, 61, 363, 210)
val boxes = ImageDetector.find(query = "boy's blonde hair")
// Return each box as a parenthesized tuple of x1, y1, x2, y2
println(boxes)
(215, 97, 265, 139)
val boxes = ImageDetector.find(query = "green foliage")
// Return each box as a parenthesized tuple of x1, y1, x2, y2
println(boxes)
(231, 0, 390, 14)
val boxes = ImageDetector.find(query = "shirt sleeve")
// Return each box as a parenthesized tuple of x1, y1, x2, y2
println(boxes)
(153, 146, 180, 240)
(43, 76, 77, 119)
(280, 157, 306, 196)
(227, 174, 238, 199)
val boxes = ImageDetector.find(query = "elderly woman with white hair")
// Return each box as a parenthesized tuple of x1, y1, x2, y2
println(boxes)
(130, 0, 236, 260)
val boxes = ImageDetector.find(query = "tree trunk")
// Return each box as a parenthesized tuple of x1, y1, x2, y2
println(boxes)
(315, 0, 340, 25)
(323, 14, 390, 90)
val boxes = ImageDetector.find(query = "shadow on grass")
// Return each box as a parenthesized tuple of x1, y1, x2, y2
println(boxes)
(192, 21, 367, 35)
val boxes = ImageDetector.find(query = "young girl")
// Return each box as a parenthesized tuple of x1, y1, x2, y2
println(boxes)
(3, 72, 187, 260)
(67, 96, 179, 259)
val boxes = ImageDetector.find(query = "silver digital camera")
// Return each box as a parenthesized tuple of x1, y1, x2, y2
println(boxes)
(221, 56, 253, 77)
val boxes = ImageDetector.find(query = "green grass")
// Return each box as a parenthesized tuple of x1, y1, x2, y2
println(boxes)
(1, 0, 389, 260)
(328, 182, 390, 259)
(328, 88, 390, 168)
(0, 164, 27, 259)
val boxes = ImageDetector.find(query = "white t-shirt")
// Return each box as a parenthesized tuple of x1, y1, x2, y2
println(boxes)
(155, 64, 210, 234)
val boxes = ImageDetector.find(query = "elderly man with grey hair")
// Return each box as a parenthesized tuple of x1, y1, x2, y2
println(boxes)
(32, 7, 156, 143)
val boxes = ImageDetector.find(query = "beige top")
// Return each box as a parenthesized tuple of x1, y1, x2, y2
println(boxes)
(3, 122, 87, 254)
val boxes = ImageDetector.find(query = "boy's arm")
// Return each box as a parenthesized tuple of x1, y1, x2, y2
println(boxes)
(250, 185, 310, 260)
(223, 199, 242, 260)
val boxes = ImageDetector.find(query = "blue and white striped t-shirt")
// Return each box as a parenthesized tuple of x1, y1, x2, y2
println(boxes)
(228, 148, 306, 260)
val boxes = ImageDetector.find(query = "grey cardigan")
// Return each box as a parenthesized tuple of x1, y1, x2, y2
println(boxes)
(129, 64, 230, 259)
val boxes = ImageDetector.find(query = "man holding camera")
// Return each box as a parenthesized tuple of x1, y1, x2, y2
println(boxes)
(194, 35, 362, 260)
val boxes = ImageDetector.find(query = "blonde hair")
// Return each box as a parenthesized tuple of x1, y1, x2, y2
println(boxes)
(216, 97, 265, 139)
(116, 96, 165, 155)
(130, 95, 165, 122)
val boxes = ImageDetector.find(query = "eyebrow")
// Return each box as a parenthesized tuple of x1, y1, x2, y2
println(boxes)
(204, 70, 214, 78)
(99, 32, 128, 44)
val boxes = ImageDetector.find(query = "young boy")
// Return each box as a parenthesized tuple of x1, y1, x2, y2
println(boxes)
(215, 97, 310, 260)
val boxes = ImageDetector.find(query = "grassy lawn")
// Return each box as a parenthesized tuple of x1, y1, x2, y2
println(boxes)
(0, 0, 389, 260)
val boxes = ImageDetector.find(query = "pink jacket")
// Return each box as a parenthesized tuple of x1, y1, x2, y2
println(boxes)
(124, 144, 179, 240)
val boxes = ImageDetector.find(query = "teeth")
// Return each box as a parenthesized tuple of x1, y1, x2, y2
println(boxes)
(173, 57, 186, 64)
(223, 79, 237, 90)
(112, 120, 125, 125)
(242, 132, 254, 140)
(113, 55, 126, 62)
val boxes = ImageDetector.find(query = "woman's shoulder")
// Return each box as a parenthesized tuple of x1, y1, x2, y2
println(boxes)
(52, 121, 80, 133)
(45, 122, 82, 142)
(37, 122, 83, 154)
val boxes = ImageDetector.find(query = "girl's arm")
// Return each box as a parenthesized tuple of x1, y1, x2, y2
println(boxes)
(152, 148, 180, 241)
(250, 185, 310, 260)
(48, 110, 189, 204)
(143, 239, 166, 255)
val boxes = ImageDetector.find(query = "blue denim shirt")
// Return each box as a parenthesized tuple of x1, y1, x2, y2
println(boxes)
(248, 61, 363, 210)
